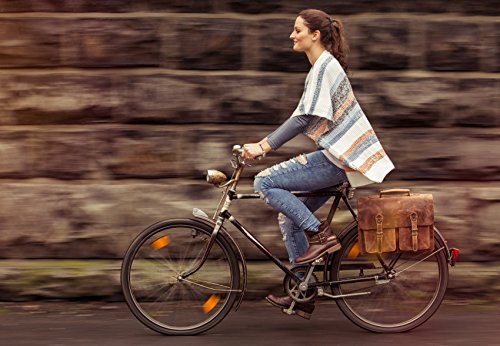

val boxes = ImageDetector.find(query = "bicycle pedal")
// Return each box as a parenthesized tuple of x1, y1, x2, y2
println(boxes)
(281, 307, 312, 320)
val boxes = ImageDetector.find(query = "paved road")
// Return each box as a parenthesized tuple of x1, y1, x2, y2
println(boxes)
(0, 301, 499, 346)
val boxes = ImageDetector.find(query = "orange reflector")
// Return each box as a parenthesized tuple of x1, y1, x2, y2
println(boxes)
(203, 295, 220, 314)
(347, 242, 361, 259)
(151, 236, 170, 250)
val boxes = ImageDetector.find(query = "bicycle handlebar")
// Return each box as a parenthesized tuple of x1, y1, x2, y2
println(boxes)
(232, 144, 244, 157)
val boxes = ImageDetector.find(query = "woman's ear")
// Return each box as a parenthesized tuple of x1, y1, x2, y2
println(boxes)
(312, 30, 321, 42)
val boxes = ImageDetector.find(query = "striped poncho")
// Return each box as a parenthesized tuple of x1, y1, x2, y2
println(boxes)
(291, 50, 394, 184)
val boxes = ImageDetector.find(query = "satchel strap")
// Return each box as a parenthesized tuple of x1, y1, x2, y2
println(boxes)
(410, 212, 418, 252)
(376, 213, 383, 253)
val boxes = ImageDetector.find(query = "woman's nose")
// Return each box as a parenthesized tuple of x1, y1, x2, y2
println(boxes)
(289, 32, 294, 40)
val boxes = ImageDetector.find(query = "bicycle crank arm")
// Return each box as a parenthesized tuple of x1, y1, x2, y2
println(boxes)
(317, 288, 371, 299)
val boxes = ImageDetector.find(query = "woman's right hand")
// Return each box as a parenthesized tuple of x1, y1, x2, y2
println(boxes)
(242, 143, 265, 160)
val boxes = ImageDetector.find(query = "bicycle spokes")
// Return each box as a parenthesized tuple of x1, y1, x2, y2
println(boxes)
(331, 230, 448, 332)
(122, 222, 240, 335)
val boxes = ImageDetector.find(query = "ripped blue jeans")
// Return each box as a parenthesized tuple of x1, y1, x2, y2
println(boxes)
(254, 151, 348, 266)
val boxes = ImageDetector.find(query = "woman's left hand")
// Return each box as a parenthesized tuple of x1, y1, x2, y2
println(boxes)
(242, 143, 265, 160)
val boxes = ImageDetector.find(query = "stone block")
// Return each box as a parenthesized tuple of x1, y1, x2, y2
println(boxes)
(372, 76, 457, 127)
(0, 74, 130, 125)
(0, 131, 35, 178)
(0, 1, 145, 12)
(378, 128, 500, 181)
(496, 22, 500, 72)
(457, 0, 500, 16)
(258, 19, 310, 72)
(281, 0, 500, 16)
(0, 19, 62, 67)
(282, 0, 399, 15)
(0, 0, 62, 12)
(177, 18, 243, 70)
(469, 187, 500, 262)
(63, 18, 162, 67)
(210, 74, 288, 124)
(371, 76, 500, 128)
(350, 19, 411, 70)
(0, 17, 162, 68)
(448, 78, 499, 127)
(222, 0, 283, 14)
(0, 127, 196, 180)
(146, 0, 213, 12)
(127, 73, 288, 124)
(426, 21, 482, 71)
(98, 127, 195, 179)
(127, 74, 220, 123)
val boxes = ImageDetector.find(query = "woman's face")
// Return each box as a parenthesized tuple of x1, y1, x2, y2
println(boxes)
(289, 16, 317, 52)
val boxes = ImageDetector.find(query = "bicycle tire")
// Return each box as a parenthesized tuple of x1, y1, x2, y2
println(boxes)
(121, 218, 240, 336)
(330, 225, 449, 333)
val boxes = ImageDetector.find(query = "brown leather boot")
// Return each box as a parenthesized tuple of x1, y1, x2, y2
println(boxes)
(295, 221, 341, 264)
(265, 294, 315, 319)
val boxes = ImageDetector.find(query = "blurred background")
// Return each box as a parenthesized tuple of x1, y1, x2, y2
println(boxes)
(0, 0, 498, 303)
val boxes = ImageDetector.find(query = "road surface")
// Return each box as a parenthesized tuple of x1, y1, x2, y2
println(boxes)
(0, 300, 498, 346)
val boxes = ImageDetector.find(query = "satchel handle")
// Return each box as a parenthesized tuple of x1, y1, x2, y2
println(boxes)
(379, 189, 411, 197)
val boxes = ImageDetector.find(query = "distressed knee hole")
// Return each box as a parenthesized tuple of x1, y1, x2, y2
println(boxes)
(296, 154, 308, 165)
(277, 213, 286, 225)
(256, 168, 271, 177)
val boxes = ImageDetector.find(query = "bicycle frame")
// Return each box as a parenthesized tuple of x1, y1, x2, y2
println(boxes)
(181, 146, 355, 279)
(181, 146, 452, 303)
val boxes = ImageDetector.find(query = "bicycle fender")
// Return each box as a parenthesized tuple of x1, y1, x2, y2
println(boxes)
(433, 226, 452, 265)
(191, 214, 248, 311)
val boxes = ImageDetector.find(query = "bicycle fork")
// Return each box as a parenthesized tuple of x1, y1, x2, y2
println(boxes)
(179, 215, 225, 280)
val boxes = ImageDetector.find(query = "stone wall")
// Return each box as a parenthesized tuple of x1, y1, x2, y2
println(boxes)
(0, 0, 498, 301)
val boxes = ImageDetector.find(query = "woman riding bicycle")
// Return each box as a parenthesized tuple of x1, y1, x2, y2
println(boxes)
(242, 9, 395, 317)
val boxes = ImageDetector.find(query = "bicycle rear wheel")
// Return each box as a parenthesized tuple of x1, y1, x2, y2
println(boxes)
(121, 219, 240, 335)
(331, 226, 448, 333)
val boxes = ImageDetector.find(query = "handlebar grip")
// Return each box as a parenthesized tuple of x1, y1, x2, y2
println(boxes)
(232, 145, 243, 156)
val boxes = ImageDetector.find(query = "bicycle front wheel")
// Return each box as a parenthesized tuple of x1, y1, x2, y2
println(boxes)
(121, 219, 240, 335)
(331, 226, 449, 333)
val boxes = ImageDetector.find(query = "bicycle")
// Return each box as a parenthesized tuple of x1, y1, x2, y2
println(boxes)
(121, 145, 459, 335)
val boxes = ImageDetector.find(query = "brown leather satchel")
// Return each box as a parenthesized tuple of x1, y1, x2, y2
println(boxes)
(357, 189, 434, 254)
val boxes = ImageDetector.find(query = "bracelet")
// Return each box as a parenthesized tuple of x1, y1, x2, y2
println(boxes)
(259, 143, 266, 157)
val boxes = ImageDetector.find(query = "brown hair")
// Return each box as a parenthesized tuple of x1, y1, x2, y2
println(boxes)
(299, 9, 349, 73)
